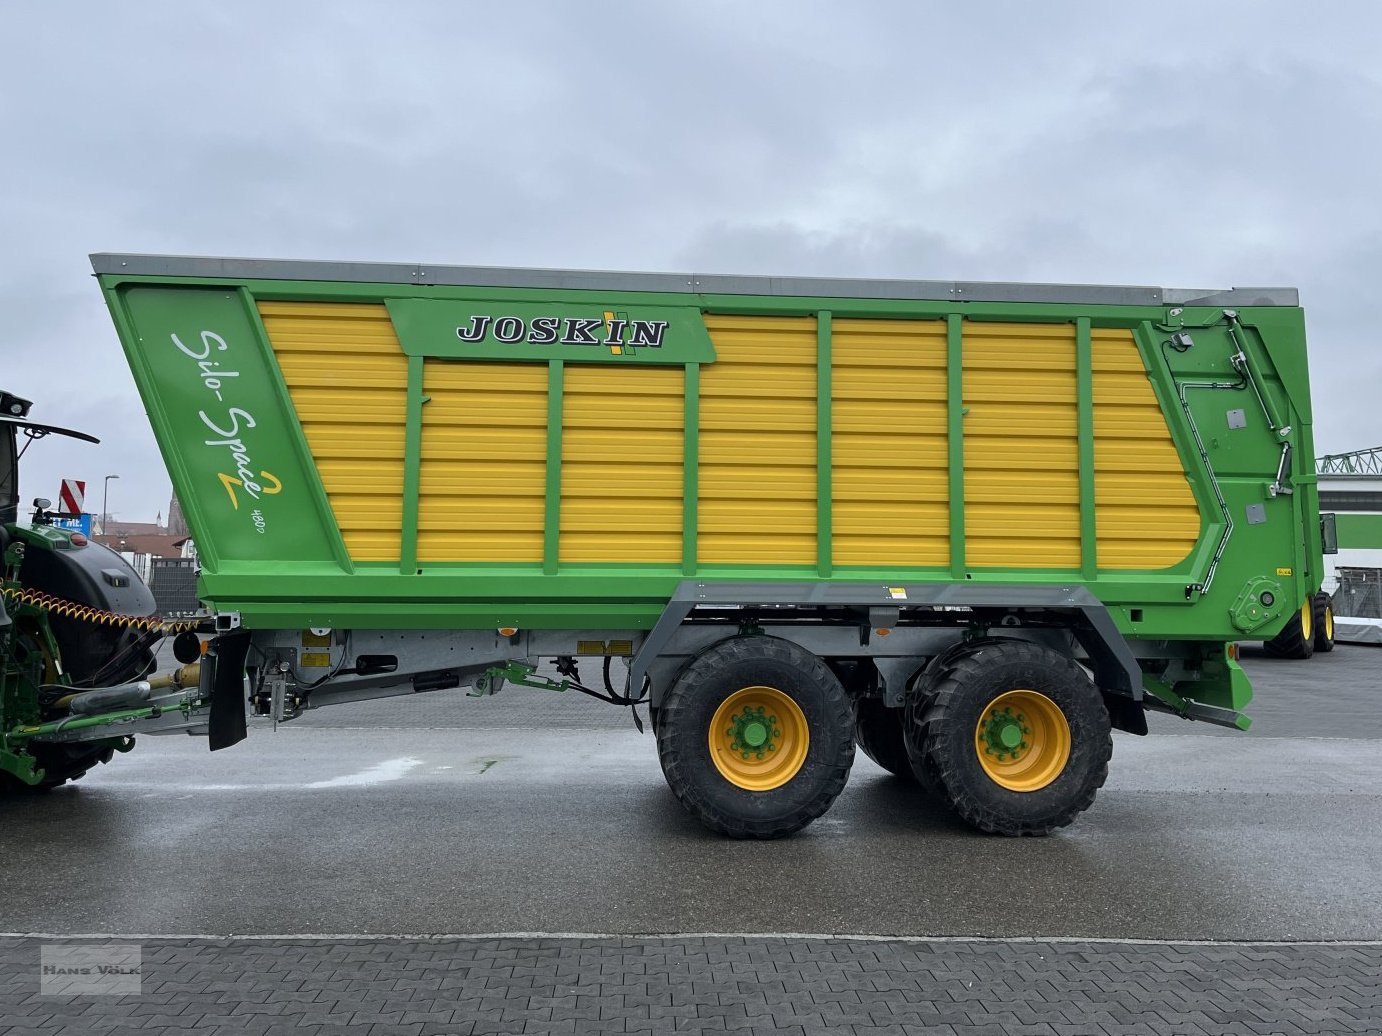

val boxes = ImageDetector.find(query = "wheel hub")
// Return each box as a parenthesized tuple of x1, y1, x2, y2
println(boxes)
(728, 705, 779, 759)
(979, 706, 1031, 762)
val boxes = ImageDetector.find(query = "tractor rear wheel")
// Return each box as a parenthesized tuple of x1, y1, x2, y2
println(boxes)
(2, 743, 121, 793)
(656, 636, 854, 839)
(905, 640, 1111, 836)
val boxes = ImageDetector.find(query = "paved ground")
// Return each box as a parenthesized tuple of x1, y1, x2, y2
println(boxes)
(1, 645, 1379, 1034)
(4, 724, 1381, 940)
(4, 936, 1379, 1035)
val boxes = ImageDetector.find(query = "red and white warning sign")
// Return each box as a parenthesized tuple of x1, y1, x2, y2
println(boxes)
(58, 478, 85, 515)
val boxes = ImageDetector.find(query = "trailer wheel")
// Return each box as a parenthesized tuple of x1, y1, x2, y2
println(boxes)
(907, 641, 1111, 836)
(1313, 594, 1336, 653)
(656, 636, 854, 839)
(854, 696, 914, 781)
(1264, 600, 1315, 659)
(904, 641, 996, 801)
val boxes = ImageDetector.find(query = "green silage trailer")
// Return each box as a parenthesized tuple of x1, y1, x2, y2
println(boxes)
(0, 255, 1326, 837)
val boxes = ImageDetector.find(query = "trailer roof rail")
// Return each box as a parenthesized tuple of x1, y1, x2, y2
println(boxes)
(89, 253, 1301, 308)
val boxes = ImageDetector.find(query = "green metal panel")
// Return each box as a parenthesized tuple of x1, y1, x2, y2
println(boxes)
(816, 312, 832, 578)
(1130, 316, 1221, 584)
(399, 355, 425, 575)
(681, 363, 700, 577)
(107, 285, 347, 574)
(1336, 513, 1382, 548)
(94, 260, 1320, 669)
(946, 315, 966, 579)
(544, 361, 564, 575)
(1075, 317, 1097, 581)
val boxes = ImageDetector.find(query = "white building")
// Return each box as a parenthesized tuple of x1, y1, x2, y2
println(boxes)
(1318, 447, 1382, 644)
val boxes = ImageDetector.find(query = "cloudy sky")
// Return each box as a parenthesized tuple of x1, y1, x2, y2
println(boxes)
(4, 2, 1379, 523)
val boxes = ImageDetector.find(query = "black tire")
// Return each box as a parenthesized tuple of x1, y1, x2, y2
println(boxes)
(905, 640, 1111, 836)
(0, 771, 38, 795)
(905, 640, 1008, 801)
(1264, 600, 1315, 659)
(854, 696, 914, 781)
(1313, 593, 1336, 653)
(656, 636, 855, 839)
(28, 743, 119, 790)
(0, 743, 118, 794)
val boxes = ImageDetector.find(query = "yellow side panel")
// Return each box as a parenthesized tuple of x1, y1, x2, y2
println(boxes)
(832, 318, 949, 566)
(562, 366, 684, 563)
(419, 360, 548, 563)
(701, 315, 817, 564)
(260, 302, 407, 562)
(1092, 328, 1200, 569)
(964, 322, 1080, 568)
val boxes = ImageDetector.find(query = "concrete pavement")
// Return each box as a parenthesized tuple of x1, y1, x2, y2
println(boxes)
(2, 645, 1379, 1034)
(4, 935, 1379, 1035)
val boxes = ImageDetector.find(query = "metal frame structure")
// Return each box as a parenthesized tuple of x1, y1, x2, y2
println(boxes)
(1318, 446, 1382, 476)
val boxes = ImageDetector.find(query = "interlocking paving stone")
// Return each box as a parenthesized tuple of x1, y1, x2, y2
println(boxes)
(1, 936, 1379, 1035)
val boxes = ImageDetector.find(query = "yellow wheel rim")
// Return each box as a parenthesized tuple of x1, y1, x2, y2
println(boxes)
(1300, 600, 1313, 642)
(1325, 605, 1334, 641)
(709, 686, 810, 791)
(974, 689, 1071, 792)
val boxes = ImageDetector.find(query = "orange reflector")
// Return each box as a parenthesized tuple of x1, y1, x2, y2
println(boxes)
(498, 627, 518, 638)
(1228, 643, 1240, 660)
(875, 628, 891, 636)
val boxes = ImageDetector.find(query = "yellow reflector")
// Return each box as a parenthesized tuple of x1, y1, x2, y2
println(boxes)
(576, 640, 635, 656)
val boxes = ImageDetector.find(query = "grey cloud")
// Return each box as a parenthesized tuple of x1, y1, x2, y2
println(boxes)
(4, 1, 1380, 520)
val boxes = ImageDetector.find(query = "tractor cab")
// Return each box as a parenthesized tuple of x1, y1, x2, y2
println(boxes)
(0, 390, 100, 530)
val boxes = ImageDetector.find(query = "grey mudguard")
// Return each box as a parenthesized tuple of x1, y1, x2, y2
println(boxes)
(630, 581, 1142, 707)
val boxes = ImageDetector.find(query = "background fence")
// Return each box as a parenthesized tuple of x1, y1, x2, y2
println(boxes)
(148, 557, 201, 617)
(1336, 568, 1382, 620)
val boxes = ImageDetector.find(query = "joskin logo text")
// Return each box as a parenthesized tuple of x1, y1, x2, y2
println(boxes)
(385, 298, 713, 365)
(456, 311, 666, 356)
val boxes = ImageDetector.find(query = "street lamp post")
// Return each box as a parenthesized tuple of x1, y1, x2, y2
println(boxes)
(101, 474, 119, 536)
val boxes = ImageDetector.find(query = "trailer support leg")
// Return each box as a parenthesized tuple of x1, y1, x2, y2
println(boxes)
(208, 631, 251, 751)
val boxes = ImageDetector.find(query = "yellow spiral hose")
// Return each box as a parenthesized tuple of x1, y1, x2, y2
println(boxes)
(1, 585, 198, 633)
